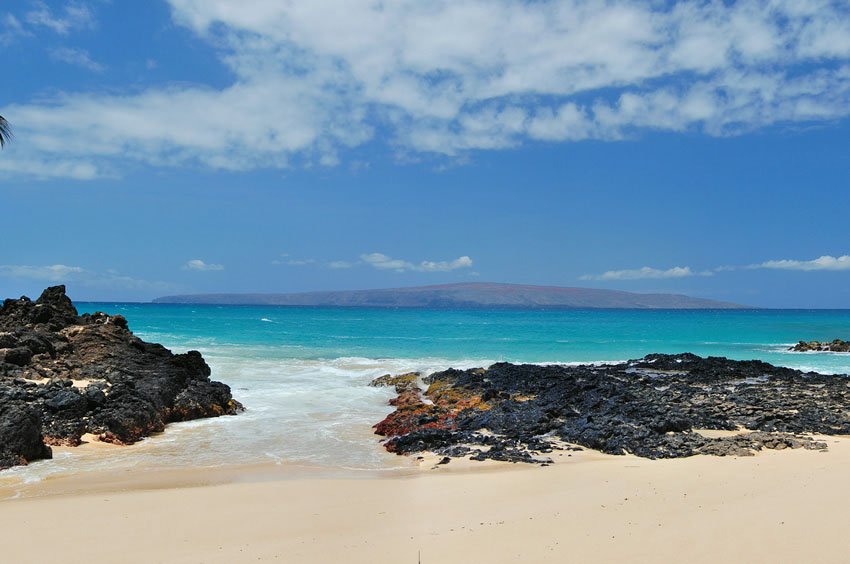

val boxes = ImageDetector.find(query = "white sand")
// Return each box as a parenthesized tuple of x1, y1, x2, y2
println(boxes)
(1, 437, 849, 563)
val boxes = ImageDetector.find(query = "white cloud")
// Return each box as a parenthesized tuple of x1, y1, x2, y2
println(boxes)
(757, 255, 850, 272)
(0, 158, 100, 180)
(271, 255, 318, 266)
(582, 254, 850, 281)
(360, 253, 411, 271)
(0, 264, 85, 282)
(0, 263, 174, 291)
(581, 266, 701, 281)
(360, 252, 473, 273)
(7, 1, 850, 178)
(269, 253, 290, 264)
(1, 2, 93, 47)
(418, 256, 474, 272)
(49, 47, 105, 72)
(0, 14, 30, 45)
(183, 259, 224, 271)
(2, 72, 365, 177)
(25, 1, 94, 35)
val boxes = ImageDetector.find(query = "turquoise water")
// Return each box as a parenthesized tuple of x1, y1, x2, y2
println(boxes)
(81, 304, 850, 372)
(2, 305, 849, 494)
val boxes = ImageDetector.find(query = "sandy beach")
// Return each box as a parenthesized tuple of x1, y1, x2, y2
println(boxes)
(5, 2, 850, 563)
(1, 436, 848, 564)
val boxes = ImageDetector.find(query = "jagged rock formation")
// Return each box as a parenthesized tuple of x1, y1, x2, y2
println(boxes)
(0, 286, 242, 470)
(373, 354, 844, 463)
(790, 339, 850, 353)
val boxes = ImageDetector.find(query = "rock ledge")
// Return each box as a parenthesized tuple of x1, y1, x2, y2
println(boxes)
(0, 286, 242, 471)
(372, 354, 844, 463)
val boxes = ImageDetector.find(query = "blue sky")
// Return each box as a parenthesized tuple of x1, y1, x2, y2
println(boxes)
(2, 0, 850, 307)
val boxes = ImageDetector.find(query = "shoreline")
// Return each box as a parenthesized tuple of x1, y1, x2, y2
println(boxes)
(0, 435, 561, 501)
(1, 436, 849, 562)
(0, 445, 416, 502)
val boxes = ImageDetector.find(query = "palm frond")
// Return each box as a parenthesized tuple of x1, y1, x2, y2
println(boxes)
(0, 115, 12, 149)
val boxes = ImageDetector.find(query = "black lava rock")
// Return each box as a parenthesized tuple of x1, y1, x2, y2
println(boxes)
(0, 285, 243, 469)
(376, 354, 840, 463)
(0, 403, 52, 470)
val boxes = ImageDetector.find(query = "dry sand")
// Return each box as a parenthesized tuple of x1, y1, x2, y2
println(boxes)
(1, 437, 849, 563)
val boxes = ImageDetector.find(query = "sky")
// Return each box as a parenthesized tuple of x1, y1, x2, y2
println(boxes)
(1, 0, 850, 307)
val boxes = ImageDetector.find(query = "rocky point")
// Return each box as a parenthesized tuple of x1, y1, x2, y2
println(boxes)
(0, 286, 242, 471)
(372, 354, 848, 464)
(789, 339, 850, 353)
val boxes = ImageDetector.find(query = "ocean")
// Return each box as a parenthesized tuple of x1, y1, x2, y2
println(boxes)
(2, 305, 849, 492)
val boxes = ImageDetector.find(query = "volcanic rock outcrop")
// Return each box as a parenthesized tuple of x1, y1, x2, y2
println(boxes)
(0, 286, 242, 470)
(790, 339, 850, 353)
(373, 354, 845, 463)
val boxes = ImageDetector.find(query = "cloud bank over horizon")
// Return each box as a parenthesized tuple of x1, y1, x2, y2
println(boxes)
(4, 0, 850, 179)
(0, 263, 174, 294)
(582, 254, 850, 281)
(757, 255, 850, 272)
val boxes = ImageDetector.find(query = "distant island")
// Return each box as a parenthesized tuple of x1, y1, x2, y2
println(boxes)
(153, 282, 748, 309)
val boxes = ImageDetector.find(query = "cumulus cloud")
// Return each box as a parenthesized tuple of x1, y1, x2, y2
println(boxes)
(361, 253, 473, 273)
(7, 1, 850, 177)
(580, 266, 702, 281)
(49, 47, 105, 72)
(757, 255, 850, 271)
(183, 259, 224, 271)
